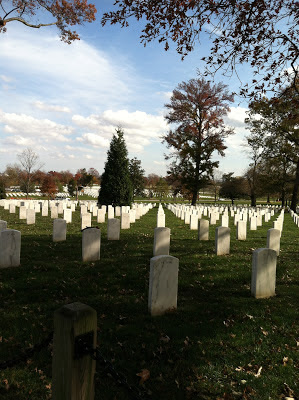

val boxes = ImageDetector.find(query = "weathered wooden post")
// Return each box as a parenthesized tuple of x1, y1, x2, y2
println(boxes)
(52, 302, 97, 400)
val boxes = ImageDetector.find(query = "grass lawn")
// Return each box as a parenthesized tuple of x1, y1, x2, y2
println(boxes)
(0, 203, 298, 399)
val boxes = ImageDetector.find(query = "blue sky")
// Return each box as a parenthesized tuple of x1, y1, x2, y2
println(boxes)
(0, 2, 251, 177)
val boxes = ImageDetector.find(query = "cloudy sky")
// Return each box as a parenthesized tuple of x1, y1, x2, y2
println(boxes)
(0, 1, 251, 177)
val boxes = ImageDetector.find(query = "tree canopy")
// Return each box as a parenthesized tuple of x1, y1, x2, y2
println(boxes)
(102, 0, 298, 98)
(245, 82, 299, 211)
(17, 147, 44, 198)
(0, 0, 97, 43)
(164, 78, 234, 205)
(129, 157, 145, 200)
(219, 173, 248, 204)
(98, 127, 133, 206)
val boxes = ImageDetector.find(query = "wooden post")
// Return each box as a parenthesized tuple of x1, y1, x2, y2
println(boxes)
(52, 302, 97, 400)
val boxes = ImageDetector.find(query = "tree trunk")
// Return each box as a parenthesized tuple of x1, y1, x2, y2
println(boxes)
(290, 159, 299, 212)
(250, 192, 256, 207)
(281, 190, 285, 208)
(267, 193, 270, 203)
(191, 190, 197, 206)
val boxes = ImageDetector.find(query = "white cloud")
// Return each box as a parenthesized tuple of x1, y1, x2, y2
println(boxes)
(226, 106, 248, 127)
(73, 109, 168, 153)
(77, 133, 110, 148)
(34, 101, 71, 113)
(4, 135, 34, 146)
(0, 75, 13, 83)
(154, 161, 166, 165)
(0, 27, 135, 112)
(0, 109, 73, 142)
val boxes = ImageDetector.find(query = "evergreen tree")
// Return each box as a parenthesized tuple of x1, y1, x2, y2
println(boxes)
(98, 128, 133, 206)
(129, 157, 145, 200)
(67, 178, 77, 197)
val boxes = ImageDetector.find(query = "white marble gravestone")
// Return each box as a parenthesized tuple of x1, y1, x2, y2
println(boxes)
(236, 220, 247, 240)
(82, 228, 101, 262)
(251, 248, 277, 298)
(53, 219, 67, 242)
(121, 212, 130, 229)
(267, 228, 280, 256)
(153, 227, 170, 256)
(198, 219, 209, 241)
(107, 218, 120, 240)
(0, 229, 21, 268)
(81, 213, 92, 230)
(215, 227, 230, 255)
(148, 255, 179, 316)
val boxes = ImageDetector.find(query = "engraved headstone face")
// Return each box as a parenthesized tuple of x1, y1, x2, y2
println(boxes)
(107, 218, 120, 240)
(121, 212, 130, 229)
(215, 227, 230, 255)
(26, 208, 35, 225)
(148, 255, 179, 316)
(190, 214, 198, 230)
(19, 206, 27, 220)
(250, 216, 257, 230)
(63, 209, 72, 224)
(153, 227, 170, 256)
(236, 220, 247, 240)
(221, 214, 229, 228)
(82, 228, 101, 262)
(157, 212, 165, 228)
(267, 228, 280, 255)
(129, 209, 136, 223)
(198, 219, 209, 241)
(97, 209, 106, 223)
(51, 206, 59, 219)
(53, 219, 67, 242)
(251, 248, 277, 298)
(0, 229, 21, 268)
(81, 213, 91, 230)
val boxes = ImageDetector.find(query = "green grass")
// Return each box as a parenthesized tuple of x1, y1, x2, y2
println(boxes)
(0, 204, 298, 399)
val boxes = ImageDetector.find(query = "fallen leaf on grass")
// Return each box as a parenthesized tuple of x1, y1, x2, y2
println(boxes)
(254, 366, 262, 377)
(136, 369, 150, 385)
(283, 357, 288, 366)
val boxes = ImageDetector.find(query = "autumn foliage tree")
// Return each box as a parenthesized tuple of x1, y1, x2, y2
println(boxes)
(102, 0, 298, 98)
(0, 0, 97, 43)
(245, 82, 299, 211)
(41, 174, 57, 198)
(163, 78, 234, 205)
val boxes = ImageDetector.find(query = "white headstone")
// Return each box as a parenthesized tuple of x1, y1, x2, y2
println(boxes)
(267, 228, 280, 256)
(107, 218, 120, 240)
(153, 227, 170, 256)
(215, 227, 230, 255)
(0, 229, 21, 268)
(81, 213, 92, 230)
(53, 219, 67, 242)
(148, 255, 179, 316)
(82, 228, 101, 262)
(251, 248, 277, 298)
(121, 212, 130, 229)
(198, 219, 209, 241)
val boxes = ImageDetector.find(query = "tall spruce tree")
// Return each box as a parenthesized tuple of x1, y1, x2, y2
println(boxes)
(98, 127, 133, 206)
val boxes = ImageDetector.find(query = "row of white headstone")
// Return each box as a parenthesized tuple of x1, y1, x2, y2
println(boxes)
(0, 201, 155, 268)
(289, 208, 299, 228)
(146, 206, 286, 315)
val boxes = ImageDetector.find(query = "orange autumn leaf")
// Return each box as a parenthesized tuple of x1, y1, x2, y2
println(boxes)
(136, 369, 150, 385)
